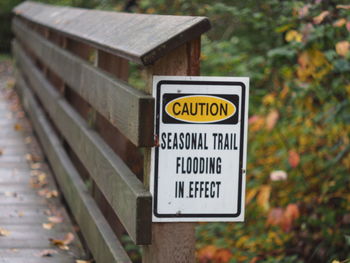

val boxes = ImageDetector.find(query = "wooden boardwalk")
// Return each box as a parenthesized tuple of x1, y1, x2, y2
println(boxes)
(0, 63, 86, 262)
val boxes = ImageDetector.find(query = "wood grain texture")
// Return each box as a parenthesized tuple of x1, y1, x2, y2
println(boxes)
(15, 74, 132, 263)
(13, 41, 152, 245)
(13, 1, 210, 65)
(97, 50, 129, 81)
(142, 41, 200, 263)
(13, 18, 154, 147)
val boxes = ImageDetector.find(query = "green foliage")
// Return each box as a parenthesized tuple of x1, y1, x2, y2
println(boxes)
(1, 0, 349, 261)
(0, 0, 23, 52)
(137, 0, 350, 262)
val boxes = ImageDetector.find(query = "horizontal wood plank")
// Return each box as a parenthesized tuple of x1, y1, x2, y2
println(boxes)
(12, 18, 154, 147)
(13, 41, 152, 245)
(13, 1, 210, 65)
(15, 73, 132, 263)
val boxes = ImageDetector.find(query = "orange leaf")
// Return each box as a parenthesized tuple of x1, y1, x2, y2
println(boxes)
(13, 123, 22, 131)
(0, 227, 10, 236)
(49, 238, 67, 250)
(267, 208, 284, 226)
(266, 110, 279, 130)
(257, 185, 271, 211)
(313, 11, 330, 24)
(213, 249, 232, 263)
(197, 245, 217, 262)
(285, 203, 300, 221)
(48, 216, 63, 224)
(335, 41, 350, 57)
(63, 232, 75, 245)
(288, 150, 300, 168)
(49, 233, 74, 250)
(336, 5, 350, 9)
(249, 115, 265, 132)
(333, 18, 347, 27)
(42, 223, 54, 230)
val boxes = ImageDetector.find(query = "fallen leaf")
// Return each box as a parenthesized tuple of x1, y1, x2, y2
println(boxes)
(0, 227, 10, 236)
(13, 123, 22, 131)
(30, 174, 48, 189)
(38, 189, 59, 198)
(38, 173, 47, 183)
(335, 41, 350, 57)
(0, 149, 3, 155)
(333, 18, 347, 27)
(48, 216, 63, 224)
(18, 211, 24, 217)
(76, 260, 91, 263)
(266, 110, 279, 130)
(313, 11, 330, 24)
(38, 249, 58, 257)
(257, 185, 271, 212)
(42, 223, 54, 230)
(49, 238, 68, 250)
(31, 163, 41, 169)
(63, 232, 75, 245)
(270, 170, 287, 181)
(288, 150, 300, 168)
(24, 137, 32, 144)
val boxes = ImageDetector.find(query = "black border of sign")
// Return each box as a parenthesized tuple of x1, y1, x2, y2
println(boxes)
(154, 80, 246, 218)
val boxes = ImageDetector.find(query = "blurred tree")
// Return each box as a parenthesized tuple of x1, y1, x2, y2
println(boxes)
(0, 0, 23, 52)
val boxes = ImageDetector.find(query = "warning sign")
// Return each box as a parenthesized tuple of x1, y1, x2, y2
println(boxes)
(150, 76, 249, 222)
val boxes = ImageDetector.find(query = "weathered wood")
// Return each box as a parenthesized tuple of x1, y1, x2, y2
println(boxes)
(97, 50, 129, 81)
(15, 74, 132, 263)
(0, 249, 76, 263)
(13, 18, 154, 147)
(13, 1, 210, 65)
(0, 76, 86, 262)
(14, 41, 152, 245)
(142, 41, 199, 263)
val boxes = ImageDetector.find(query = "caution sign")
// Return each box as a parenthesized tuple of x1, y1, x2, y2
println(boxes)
(151, 76, 249, 222)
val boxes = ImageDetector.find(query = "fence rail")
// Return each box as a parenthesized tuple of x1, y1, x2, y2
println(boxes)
(12, 1, 210, 262)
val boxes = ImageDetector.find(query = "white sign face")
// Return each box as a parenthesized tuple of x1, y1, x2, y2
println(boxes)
(150, 76, 249, 222)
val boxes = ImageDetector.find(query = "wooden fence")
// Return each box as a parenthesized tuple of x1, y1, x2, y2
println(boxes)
(12, 1, 210, 262)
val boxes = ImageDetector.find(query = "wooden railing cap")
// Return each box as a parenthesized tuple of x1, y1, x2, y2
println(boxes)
(13, 1, 211, 65)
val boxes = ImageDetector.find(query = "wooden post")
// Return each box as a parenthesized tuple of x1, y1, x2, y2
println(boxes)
(142, 38, 200, 263)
